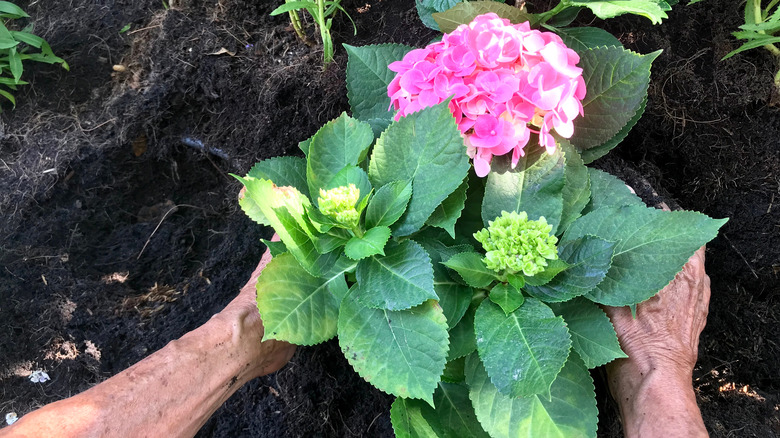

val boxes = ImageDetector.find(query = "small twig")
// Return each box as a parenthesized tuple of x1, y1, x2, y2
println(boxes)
(722, 234, 759, 279)
(128, 24, 162, 35)
(136, 204, 204, 260)
(79, 118, 116, 133)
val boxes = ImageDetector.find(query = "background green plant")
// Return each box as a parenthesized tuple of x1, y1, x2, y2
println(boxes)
(0, 1, 68, 109)
(722, 0, 780, 92)
(270, 0, 356, 66)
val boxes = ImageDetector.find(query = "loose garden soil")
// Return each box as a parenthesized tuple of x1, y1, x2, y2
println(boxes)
(0, 0, 777, 436)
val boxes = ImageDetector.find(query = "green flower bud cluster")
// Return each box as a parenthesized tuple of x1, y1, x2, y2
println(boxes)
(474, 211, 559, 277)
(318, 184, 361, 228)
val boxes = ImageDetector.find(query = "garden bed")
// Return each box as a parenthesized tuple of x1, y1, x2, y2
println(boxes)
(0, 0, 777, 436)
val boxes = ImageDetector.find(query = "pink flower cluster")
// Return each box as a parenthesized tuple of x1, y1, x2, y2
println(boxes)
(388, 13, 586, 177)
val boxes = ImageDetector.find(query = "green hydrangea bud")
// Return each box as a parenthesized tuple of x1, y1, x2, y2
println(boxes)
(474, 211, 559, 277)
(318, 184, 361, 228)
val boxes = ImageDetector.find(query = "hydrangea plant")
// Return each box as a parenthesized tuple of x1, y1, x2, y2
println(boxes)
(238, 4, 727, 437)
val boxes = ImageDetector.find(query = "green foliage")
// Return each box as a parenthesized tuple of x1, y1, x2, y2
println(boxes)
(270, 0, 356, 66)
(723, 0, 780, 91)
(0, 1, 68, 109)
(431, 1, 533, 32)
(238, 11, 728, 433)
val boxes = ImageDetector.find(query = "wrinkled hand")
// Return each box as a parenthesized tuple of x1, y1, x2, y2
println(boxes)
(603, 245, 710, 437)
(604, 246, 710, 381)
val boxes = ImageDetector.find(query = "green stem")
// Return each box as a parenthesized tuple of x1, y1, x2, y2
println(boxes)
(286, 6, 315, 47)
(535, 1, 570, 25)
(752, 0, 780, 58)
(351, 225, 364, 238)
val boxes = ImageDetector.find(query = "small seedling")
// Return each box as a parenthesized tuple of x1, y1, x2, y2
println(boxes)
(270, 0, 356, 66)
(723, 0, 780, 93)
(0, 1, 68, 109)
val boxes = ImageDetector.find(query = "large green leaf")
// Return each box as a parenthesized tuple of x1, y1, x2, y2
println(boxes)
(256, 253, 346, 345)
(355, 240, 438, 310)
(482, 148, 566, 233)
(345, 43, 413, 125)
(555, 26, 621, 54)
(565, 0, 669, 24)
(549, 297, 627, 368)
(525, 236, 616, 302)
(369, 101, 470, 236)
(489, 282, 524, 314)
(564, 205, 727, 306)
(307, 113, 373, 200)
(391, 397, 440, 438)
(466, 352, 598, 438)
(365, 180, 412, 229)
(339, 290, 449, 404)
(580, 97, 647, 164)
(391, 382, 489, 438)
(582, 168, 642, 214)
(433, 1, 534, 33)
(474, 299, 571, 398)
(247, 156, 309, 198)
(443, 252, 497, 289)
(427, 177, 468, 238)
(570, 47, 660, 150)
(559, 140, 591, 233)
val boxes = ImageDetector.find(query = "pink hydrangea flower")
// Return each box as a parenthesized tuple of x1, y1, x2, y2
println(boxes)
(387, 13, 586, 177)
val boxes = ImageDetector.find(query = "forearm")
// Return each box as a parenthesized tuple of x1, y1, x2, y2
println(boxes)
(4, 313, 262, 438)
(610, 361, 708, 438)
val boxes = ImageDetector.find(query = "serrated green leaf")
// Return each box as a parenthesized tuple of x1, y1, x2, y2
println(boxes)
(559, 140, 591, 233)
(447, 303, 478, 360)
(466, 352, 598, 438)
(525, 236, 615, 302)
(248, 156, 309, 198)
(723, 34, 780, 59)
(582, 168, 643, 214)
(307, 113, 373, 200)
(566, 0, 669, 24)
(355, 240, 438, 310)
(434, 382, 491, 438)
(570, 47, 659, 150)
(369, 101, 470, 236)
(427, 177, 468, 238)
(580, 97, 646, 164)
(546, 6, 583, 27)
(443, 252, 497, 289)
(523, 259, 570, 287)
(549, 297, 627, 368)
(237, 177, 326, 275)
(261, 239, 288, 257)
(345, 226, 391, 260)
(474, 299, 571, 398)
(339, 290, 449, 404)
(564, 205, 727, 306)
(416, 0, 442, 30)
(323, 165, 373, 203)
(391, 397, 440, 438)
(489, 283, 524, 314)
(345, 43, 413, 123)
(256, 253, 343, 345)
(555, 26, 621, 54)
(482, 148, 566, 234)
(366, 180, 412, 229)
(299, 136, 312, 156)
(433, 1, 535, 33)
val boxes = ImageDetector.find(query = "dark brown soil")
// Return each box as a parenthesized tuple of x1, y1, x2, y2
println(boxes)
(0, 1, 777, 437)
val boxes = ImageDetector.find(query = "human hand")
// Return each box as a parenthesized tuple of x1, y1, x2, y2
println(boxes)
(603, 245, 710, 436)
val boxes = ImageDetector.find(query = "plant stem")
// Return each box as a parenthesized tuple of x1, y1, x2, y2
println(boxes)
(752, 0, 780, 58)
(535, 1, 569, 25)
(286, 4, 315, 47)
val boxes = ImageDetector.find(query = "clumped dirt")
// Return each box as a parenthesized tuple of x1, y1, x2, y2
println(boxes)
(0, 0, 777, 437)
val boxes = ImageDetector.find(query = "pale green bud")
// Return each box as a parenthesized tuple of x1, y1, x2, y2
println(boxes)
(474, 211, 559, 277)
(318, 184, 361, 228)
